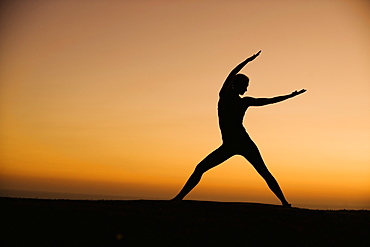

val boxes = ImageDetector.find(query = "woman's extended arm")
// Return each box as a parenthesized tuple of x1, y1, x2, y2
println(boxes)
(219, 50, 261, 96)
(245, 89, 307, 106)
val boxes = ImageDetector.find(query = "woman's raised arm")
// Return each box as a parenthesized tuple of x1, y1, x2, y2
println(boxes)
(219, 50, 261, 97)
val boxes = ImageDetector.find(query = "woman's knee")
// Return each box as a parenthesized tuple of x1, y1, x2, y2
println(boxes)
(194, 164, 208, 174)
(250, 162, 272, 178)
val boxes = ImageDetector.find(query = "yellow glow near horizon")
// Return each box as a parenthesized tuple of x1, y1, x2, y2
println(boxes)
(0, 0, 369, 209)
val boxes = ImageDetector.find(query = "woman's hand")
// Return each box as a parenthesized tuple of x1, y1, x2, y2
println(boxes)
(246, 50, 262, 62)
(291, 89, 307, 97)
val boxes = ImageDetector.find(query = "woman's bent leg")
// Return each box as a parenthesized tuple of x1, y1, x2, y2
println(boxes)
(172, 145, 233, 200)
(241, 143, 290, 206)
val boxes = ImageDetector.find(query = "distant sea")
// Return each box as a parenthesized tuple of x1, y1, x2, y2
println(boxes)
(0, 189, 159, 201)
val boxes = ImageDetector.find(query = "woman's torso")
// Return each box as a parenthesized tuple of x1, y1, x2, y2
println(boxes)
(217, 95, 249, 143)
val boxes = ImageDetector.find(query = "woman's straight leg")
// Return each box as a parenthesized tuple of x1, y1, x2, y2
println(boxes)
(240, 141, 290, 206)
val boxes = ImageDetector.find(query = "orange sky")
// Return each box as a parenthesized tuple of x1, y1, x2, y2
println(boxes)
(1, 0, 369, 209)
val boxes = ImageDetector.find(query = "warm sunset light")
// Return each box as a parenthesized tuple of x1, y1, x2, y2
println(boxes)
(1, 0, 369, 209)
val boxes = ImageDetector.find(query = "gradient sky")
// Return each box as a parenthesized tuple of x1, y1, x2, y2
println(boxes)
(1, 0, 369, 209)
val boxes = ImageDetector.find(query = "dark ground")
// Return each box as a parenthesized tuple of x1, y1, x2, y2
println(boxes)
(1, 197, 369, 247)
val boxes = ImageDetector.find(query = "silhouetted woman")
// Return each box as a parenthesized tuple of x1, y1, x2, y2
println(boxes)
(171, 51, 306, 207)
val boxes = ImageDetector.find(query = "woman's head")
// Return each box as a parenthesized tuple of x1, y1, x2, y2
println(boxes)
(233, 74, 249, 95)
